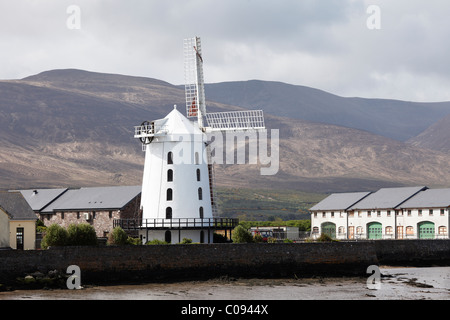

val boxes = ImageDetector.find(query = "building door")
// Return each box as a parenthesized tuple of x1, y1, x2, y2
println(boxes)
(418, 221, 435, 239)
(321, 222, 336, 239)
(348, 226, 354, 239)
(367, 222, 382, 239)
(16, 227, 24, 250)
(397, 226, 404, 239)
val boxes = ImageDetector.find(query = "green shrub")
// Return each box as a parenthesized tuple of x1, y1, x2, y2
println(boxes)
(267, 237, 277, 243)
(36, 220, 47, 233)
(253, 233, 264, 243)
(108, 226, 129, 245)
(213, 232, 228, 243)
(231, 225, 254, 243)
(317, 233, 333, 242)
(41, 224, 68, 249)
(67, 223, 98, 246)
(127, 237, 142, 245)
(179, 238, 192, 244)
(145, 239, 169, 245)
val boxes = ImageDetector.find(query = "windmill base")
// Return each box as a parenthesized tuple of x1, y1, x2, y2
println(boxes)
(114, 218, 239, 244)
(140, 228, 215, 244)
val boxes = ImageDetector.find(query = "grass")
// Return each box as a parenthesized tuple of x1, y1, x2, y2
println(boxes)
(215, 187, 326, 221)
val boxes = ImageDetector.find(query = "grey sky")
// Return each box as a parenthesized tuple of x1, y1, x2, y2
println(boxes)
(1, 0, 449, 102)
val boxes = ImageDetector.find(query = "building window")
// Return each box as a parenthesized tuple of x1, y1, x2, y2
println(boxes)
(387, 210, 391, 217)
(322, 212, 326, 218)
(109, 211, 112, 219)
(338, 226, 345, 235)
(441, 209, 445, 216)
(196, 169, 201, 181)
(429, 209, 433, 216)
(168, 152, 173, 164)
(314, 212, 317, 218)
(406, 226, 414, 237)
(312, 227, 319, 234)
(356, 226, 363, 236)
(166, 207, 172, 219)
(331, 212, 334, 218)
(438, 226, 447, 235)
(199, 207, 204, 219)
(167, 188, 173, 201)
(77, 212, 80, 219)
(385, 226, 393, 236)
(61, 212, 64, 220)
(418, 209, 422, 216)
(167, 169, 173, 182)
(407, 210, 411, 216)
(377, 210, 381, 217)
(367, 211, 371, 217)
(198, 187, 203, 200)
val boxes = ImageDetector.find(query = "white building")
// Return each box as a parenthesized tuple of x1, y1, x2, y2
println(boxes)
(310, 186, 450, 240)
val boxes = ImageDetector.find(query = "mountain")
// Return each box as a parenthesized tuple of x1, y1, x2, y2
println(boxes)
(205, 80, 450, 141)
(407, 114, 450, 153)
(1, 69, 450, 193)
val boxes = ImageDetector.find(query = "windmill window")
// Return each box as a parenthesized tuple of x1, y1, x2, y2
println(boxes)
(167, 188, 173, 201)
(167, 169, 173, 182)
(198, 187, 203, 200)
(199, 206, 204, 219)
(166, 207, 172, 219)
(195, 152, 199, 165)
(196, 169, 201, 181)
(167, 152, 173, 165)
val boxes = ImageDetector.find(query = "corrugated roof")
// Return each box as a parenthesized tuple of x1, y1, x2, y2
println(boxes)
(41, 186, 141, 213)
(18, 188, 68, 211)
(349, 186, 427, 210)
(310, 192, 371, 211)
(0, 192, 37, 220)
(400, 188, 450, 208)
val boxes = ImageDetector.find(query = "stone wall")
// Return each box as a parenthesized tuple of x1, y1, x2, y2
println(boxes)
(374, 240, 450, 266)
(0, 240, 448, 286)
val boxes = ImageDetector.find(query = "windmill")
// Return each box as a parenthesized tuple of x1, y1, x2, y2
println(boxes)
(183, 36, 266, 216)
(130, 36, 264, 244)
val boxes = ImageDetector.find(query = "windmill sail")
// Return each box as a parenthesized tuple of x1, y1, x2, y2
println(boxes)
(184, 37, 206, 127)
(205, 110, 265, 132)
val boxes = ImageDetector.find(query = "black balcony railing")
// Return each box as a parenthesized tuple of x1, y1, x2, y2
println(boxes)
(113, 218, 239, 230)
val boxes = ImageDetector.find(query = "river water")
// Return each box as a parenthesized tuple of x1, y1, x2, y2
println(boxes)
(0, 266, 449, 300)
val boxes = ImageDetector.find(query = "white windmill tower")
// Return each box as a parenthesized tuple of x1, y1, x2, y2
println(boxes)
(129, 36, 265, 244)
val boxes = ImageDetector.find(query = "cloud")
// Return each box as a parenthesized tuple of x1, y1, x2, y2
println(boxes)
(0, 0, 449, 101)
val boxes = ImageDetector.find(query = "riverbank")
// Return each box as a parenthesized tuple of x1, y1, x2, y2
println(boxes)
(0, 267, 448, 300)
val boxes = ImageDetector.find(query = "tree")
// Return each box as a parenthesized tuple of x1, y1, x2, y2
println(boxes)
(67, 223, 98, 246)
(231, 225, 254, 243)
(41, 224, 68, 249)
